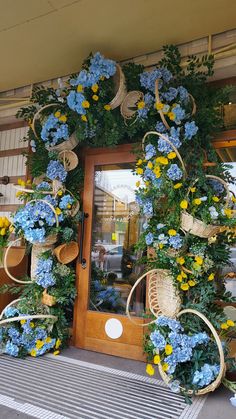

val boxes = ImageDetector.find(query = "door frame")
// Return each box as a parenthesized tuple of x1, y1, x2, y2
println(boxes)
(73, 144, 146, 361)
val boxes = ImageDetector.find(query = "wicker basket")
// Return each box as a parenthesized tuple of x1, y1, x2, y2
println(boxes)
(55, 189, 80, 217)
(54, 241, 79, 264)
(142, 131, 187, 178)
(58, 150, 79, 171)
(120, 90, 144, 120)
(158, 308, 225, 396)
(126, 269, 181, 326)
(108, 64, 127, 110)
(3, 238, 32, 284)
(181, 175, 230, 238)
(41, 289, 56, 307)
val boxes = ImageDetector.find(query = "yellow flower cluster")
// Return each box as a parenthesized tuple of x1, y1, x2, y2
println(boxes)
(0, 216, 11, 236)
(30, 338, 62, 357)
(54, 111, 67, 122)
(220, 319, 235, 330)
(146, 344, 173, 376)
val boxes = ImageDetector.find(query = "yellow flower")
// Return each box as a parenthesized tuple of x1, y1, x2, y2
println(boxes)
(147, 162, 153, 169)
(137, 101, 145, 109)
(159, 243, 164, 249)
(212, 196, 219, 202)
(53, 350, 60, 356)
(153, 166, 161, 178)
(17, 179, 25, 186)
(145, 181, 150, 186)
(136, 159, 143, 166)
(57, 190, 63, 196)
(55, 339, 62, 349)
(168, 229, 176, 236)
(59, 115, 67, 123)
(232, 196, 236, 203)
(81, 115, 87, 122)
(177, 274, 183, 282)
(54, 111, 61, 118)
(195, 256, 203, 265)
(208, 273, 215, 281)
(220, 323, 229, 330)
(146, 364, 155, 376)
(0, 228, 6, 236)
(20, 320, 26, 325)
(3, 217, 10, 227)
(100, 76, 105, 81)
(77, 84, 83, 92)
(156, 156, 168, 165)
(82, 100, 90, 109)
(193, 198, 202, 205)
(168, 112, 175, 120)
(224, 208, 233, 218)
(30, 322, 35, 328)
(104, 104, 111, 111)
(136, 168, 143, 175)
(190, 187, 196, 193)
(167, 152, 176, 159)
(136, 181, 140, 187)
(67, 204, 72, 209)
(92, 94, 99, 101)
(155, 102, 164, 110)
(181, 271, 187, 278)
(162, 363, 169, 372)
(165, 344, 173, 355)
(227, 319, 235, 327)
(180, 200, 188, 209)
(153, 354, 161, 364)
(188, 280, 196, 287)
(181, 283, 189, 291)
(9, 225, 14, 233)
(30, 349, 37, 357)
(176, 257, 185, 265)
(91, 84, 99, 93)
(173, 183, 182, 189)
(36, 340, 44, 350)
(45, 337, 52, 343)
(16, 191, 23, 198)
(0, 218, 3, 228)
(55, 207, 62, 215)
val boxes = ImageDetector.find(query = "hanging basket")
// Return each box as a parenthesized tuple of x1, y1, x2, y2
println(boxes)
(41, 289, 56, 307)
(108, 64, 127, 110)
(142, 131, 187, 178)
(31, 103, 78, 151)
(120, 90, 144, 120)
(58, 150, 79, 171)
(181, 175, 230, 238)
(158, 308, 225, 396)
(126, 269, 181, 326)
(55, 189, 80, 217)
(54, 241, 79, 264)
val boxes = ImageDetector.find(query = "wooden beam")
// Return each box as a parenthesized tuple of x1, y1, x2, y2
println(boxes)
(0, 148, 28, 158)
(0, 205, 19, 212)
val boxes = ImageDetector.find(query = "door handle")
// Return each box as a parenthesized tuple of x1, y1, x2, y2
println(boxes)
(79, 212, 89, 269)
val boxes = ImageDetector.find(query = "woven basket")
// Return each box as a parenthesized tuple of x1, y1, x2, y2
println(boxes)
(158, 308, 225, 396)
(4, 238, 33, 284)
(142, 131, 187, 178)
(120, 90, 144, 120)
(55, 189, 80, 217)
(41, 289, 56, 307)
(181, 175, 230, 238)
(58, 150, 79, 171)
(54, 241, 79, 264)
(108, 64, 127, 110)
(126, 269, 181, 326)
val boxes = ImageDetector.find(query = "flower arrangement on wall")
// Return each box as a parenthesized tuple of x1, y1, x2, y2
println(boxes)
(0, 45, 235, 401)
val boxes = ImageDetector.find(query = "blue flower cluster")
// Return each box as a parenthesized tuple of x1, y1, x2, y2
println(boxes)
(192, 364, 220, 388)
(140, 68, 172, 92)
(145, 144, 156, 160)
(145, 232, 154, 245)
(137, 93, 155, 120)
(13, 197, 57, 243)
(41, 114, 69, 147)
(166, 164, 183, 181)
(67, 91, 88, 115)
(93, 280, 122, 309)
(184, 121, 198, 140)
(59, 194, 74, 210)
(168, 233, 183, 249)
(46, 160, 67, 183)
(171, 105, 186, 123)
(36, 181, 51, 191)
(35, 257, 56, 288)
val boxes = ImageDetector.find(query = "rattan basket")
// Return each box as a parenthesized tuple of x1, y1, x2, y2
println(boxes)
(3, 238, 32, 284)
(108, 64, 127, 110)
(54, 241, 79, 264)
(41, 289, 56, 307)
(126, 269, 181, 326)
(158, 308, 225, 396)
(58, 150, 79, 171)
(55, 189, 80, 217)
(120, 90, 144, 120)
(181, 175, 230, 238)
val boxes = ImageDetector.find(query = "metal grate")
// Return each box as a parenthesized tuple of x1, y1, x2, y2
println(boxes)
(0, 355, 206, 419)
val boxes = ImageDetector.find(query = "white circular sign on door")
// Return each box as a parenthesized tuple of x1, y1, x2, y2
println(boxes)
(105, 318, 123, 339)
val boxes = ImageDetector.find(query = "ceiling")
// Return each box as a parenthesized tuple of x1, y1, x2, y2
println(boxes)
(0, 0, 236, 92)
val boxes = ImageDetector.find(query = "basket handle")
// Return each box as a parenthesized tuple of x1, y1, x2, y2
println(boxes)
(186, 175, 230, 207)
(142, 131, 187, 178)
(4, 238, 33, 284)
(155, 80, 196, 130)
(31, 103, 61, 139)
(126, 269, 159, 327)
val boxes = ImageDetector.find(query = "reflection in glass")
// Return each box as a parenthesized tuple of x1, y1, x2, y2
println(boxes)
(89, 164, 145, 315)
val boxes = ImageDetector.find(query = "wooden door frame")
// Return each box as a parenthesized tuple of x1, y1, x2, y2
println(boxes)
(73, 144, 146, 360)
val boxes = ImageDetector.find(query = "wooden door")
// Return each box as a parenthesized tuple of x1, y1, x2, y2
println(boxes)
(73, 144, 147, 361)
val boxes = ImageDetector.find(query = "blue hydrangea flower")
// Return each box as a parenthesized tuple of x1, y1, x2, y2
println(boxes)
(46, 160, 67, 183)
(172, 104, 186, 123)
(143, 200, 153, 217)
(192, 364, 220, 388)
(177, 86, 189, 103)
(169, 380, 181, 393)
(169, 233, 183, 249)
(156, 223, 166, 229)
(155, 122, 167, 133)
(137, 107, 148, 119)
(158, 234, 168, 244)
(166, 164, 183, 181)
(150, 330, 166, 350)
(59, 194, 74, 210)
(67, 91, 87, 115)
(5, 341, 19, 357)
(70, 69, 98, 88)
(144, 168, 156, 182)
(89, 52, 116, 79)
(162, 87, 178, 102)
(145, 232, 154, 245)
(41, 114, 69, 147)
(35, 257, 56, 288)
(156, 316, 183, 332)
(36, 182, 51, 191)
(4, 307, 19, 318)
(145, 144, 156, 160)
(184, 121, 198, 140)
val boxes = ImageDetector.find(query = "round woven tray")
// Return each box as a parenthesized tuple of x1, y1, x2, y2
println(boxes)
(108, 64, 127, 110)
(126, 269, 181, 326)
(158, 308, 225, 396)
(181, 175, 230, 238)
(120, 90, 144, 120)
(58, 150, 79, 171)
